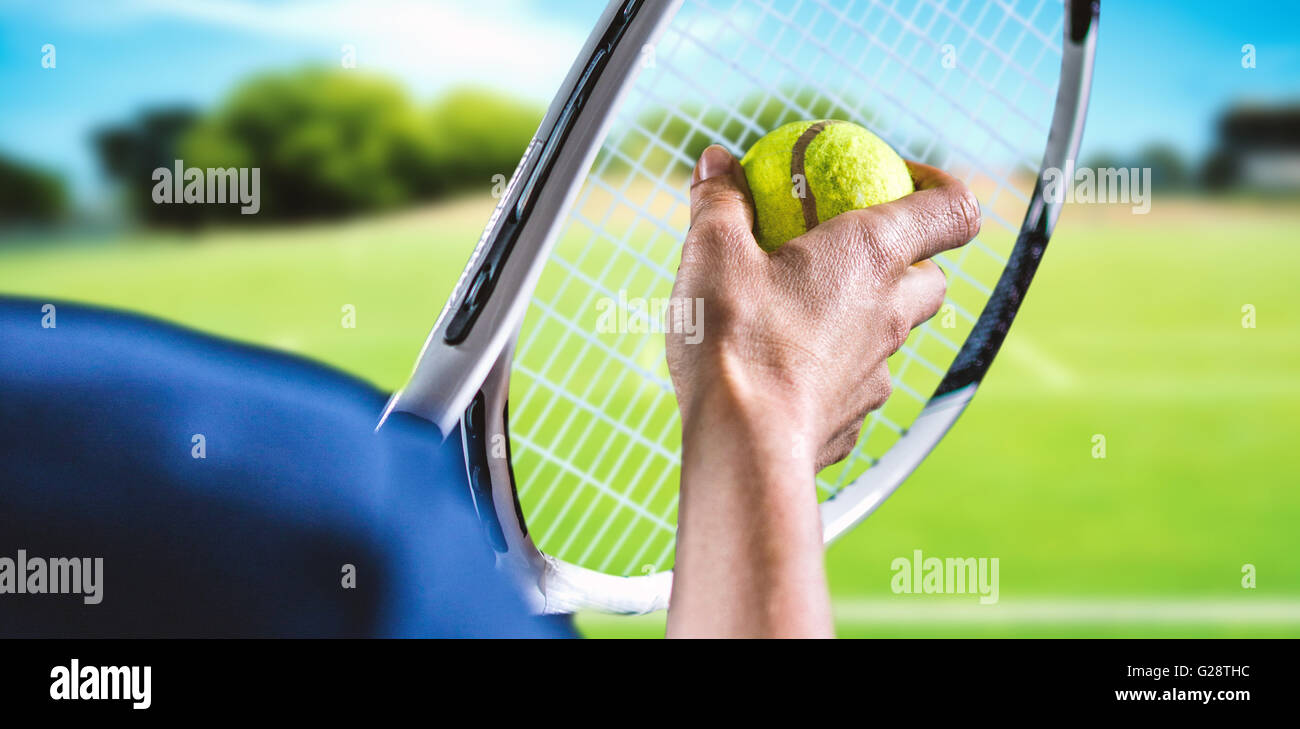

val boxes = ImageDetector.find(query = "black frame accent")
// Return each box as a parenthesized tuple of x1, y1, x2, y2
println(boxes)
(443, 0, 646, 344)
(934, 0, 1098, 398)
(462, 395, 531, 554)
(462, 392, 508, 551)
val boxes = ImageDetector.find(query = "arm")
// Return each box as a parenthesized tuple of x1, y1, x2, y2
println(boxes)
(669, 375, 831, 638)
(664, 145, 980, 638)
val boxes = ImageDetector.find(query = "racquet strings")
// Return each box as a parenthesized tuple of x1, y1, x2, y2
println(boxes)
(506, 0, 1064, 576)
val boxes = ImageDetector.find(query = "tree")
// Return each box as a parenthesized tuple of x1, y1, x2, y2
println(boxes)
(180, 68, 436, 220)
(94, 107, 199, 224)
(0, 153, 66, 225)
(1201, 148, 1239, 191)
(1134, 143, 1188, 190)
(94, 68, 547, 226)
(427, 88, 543, 197)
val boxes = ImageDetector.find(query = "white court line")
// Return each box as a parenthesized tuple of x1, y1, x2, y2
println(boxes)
(578, 599, 1300, 625)
(830, 598, 1300, 624)
(1000, 336, 1078, 390)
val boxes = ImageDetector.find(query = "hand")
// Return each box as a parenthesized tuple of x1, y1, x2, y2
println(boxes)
(663, 144, 979, 638)
(667, 145, 980, 471)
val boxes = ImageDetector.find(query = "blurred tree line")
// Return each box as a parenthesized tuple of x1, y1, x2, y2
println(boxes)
(1085, 105, 1300, 193)
(1084, 143, 1192, 191)
(0, 153, 66, 224)
(40, 77, 1295, 231)
(94, 68, 543, 225)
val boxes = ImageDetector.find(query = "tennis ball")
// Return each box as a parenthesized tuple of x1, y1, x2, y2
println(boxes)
(740, 119, 913, 252)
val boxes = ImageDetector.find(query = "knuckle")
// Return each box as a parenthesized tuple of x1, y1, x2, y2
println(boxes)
(687, 216, 748, 254)
(771, 237, 815, 270)
(821, 426, 860, 469)
(689, 216, 730, 242)
(882, 215, 918, 269)
(950, 185, 982, 241)
(832, 435, 857, 464)
(931, 259, 949, 286)
(698, 184, 750, 215)
(855, 211, 904, 276)
(887, 307, 911, 351)
(927, 264, 949, 310)
(872, 368, 894, 407)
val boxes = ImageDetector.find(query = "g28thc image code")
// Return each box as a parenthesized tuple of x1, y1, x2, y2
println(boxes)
(1114, 688, 1251, 704)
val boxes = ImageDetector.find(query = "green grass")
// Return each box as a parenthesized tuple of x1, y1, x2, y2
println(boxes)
(3, 195, 1297, 637)
(0, 202, 492, 389)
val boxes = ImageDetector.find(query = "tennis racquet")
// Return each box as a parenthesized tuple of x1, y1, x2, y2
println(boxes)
(381, 0, 1098, 614)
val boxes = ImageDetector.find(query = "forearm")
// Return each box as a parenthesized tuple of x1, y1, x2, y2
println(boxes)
(666, 381, 833, 638)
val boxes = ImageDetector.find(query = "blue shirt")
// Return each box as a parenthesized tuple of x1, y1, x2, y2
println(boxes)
(0, 296, 572, 637)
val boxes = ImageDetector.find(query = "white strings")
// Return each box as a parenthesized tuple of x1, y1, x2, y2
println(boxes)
(509, 0, 1064, 576)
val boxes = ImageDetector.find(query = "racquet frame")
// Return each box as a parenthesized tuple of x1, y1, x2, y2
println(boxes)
(382, 0, 1099, 614)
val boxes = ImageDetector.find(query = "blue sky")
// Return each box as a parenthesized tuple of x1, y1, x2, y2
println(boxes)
(1085, 0, 1299, 157)
(2, 0, 1297, 203)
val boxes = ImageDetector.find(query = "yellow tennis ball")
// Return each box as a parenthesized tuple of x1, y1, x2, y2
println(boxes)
(740, 119, 914, 252)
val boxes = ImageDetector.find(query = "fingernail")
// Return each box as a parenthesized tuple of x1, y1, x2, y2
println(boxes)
(694, 145, 732, 184)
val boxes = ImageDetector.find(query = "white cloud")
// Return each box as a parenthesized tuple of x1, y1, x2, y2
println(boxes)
(120, 0, 592, 101)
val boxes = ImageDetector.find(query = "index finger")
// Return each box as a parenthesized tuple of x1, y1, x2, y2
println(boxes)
(812, 160, 982, 265)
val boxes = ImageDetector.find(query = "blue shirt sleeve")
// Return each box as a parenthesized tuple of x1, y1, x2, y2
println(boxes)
(0, 296, 574, 638)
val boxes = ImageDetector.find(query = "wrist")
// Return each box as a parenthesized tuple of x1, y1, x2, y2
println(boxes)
(680, 355, 820, 473)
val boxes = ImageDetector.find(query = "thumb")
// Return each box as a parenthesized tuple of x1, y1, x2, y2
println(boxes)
(689, 144, 756, 236)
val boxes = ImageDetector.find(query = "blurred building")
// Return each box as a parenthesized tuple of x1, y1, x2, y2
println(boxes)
(1204, 105, 1300, 190)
